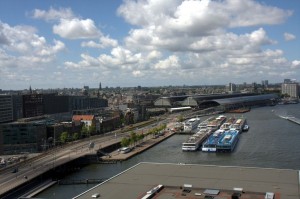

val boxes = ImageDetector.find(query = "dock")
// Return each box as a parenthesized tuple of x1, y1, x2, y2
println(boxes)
(58, 178, 107, 185)
(287, 116, 300, 125)
(100, 131, 175, 162)
(278, 115, 300, 125)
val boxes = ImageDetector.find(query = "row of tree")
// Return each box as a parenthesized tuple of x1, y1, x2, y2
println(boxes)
(59, 125, 95, 144)
(120, 123, 167, 147)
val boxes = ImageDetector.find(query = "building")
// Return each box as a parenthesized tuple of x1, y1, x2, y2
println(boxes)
(226, 83, 237, 93)
(43, 93, 70, 114)
(72, 115, 95, 128)
(262, 80, 269, 88)
(74, 162, 300, 199)
(0, 121, 47, 154)
(22, 94, 44, 118)
(0, 95, 13, 123)
(281, 82, 299, 98)
(12, 95, 23, 121)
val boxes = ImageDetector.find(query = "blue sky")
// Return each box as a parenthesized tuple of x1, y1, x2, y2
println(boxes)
(0, 0, 299, 90)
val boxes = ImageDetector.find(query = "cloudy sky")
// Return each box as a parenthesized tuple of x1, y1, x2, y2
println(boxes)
(0, 0, 299, 90)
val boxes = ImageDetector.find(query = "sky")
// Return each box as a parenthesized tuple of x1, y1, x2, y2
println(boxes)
(0, 0, 299, 90)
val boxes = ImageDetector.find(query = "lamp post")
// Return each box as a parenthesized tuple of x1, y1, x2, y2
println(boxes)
(99, 118, 103, 135)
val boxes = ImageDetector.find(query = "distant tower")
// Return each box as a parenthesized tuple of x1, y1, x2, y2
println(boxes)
(29, 85, 32, 94)
(97, 82, 102, 98)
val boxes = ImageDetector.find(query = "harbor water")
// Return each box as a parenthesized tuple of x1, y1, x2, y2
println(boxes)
(36, 104, 300, 199)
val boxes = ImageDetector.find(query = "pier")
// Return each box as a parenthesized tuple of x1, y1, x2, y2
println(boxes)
(278, 115, 300, 125)
(58, 178, 107, 185)
(286, 116, 300, 125)
(100, 131, 175, 162)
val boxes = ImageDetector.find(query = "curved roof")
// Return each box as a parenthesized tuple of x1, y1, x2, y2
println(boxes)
(154, 95, 189, 107)
(199, 94, 278, 106)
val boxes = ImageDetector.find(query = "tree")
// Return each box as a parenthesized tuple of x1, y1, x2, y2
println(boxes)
(130, 132, 138, 146)
(137, 134, 145, 144)
(60, 132, 68, 143)
(73, 132, 79, 141)
(177, 114, 184, 122)
(89, 124, 96, 135)
(121, 137, 130, 147)
(81, 125, 89, 138)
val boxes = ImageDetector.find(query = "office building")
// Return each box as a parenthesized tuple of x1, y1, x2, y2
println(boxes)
(281, 82, 299, 98)
(0, 121, 47, 154)
(0, 95, 13, 123)
(23, 94, 44, 118)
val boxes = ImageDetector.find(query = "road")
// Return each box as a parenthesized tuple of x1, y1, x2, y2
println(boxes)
(0, 118, 169, 196)
(0, 110, 203, 196)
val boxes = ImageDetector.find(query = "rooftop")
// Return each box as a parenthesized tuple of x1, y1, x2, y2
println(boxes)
(74, 162, 300, 199)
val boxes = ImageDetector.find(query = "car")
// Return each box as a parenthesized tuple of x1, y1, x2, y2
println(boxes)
(91, 193, 100, 198)
(12, 168, 18, 173)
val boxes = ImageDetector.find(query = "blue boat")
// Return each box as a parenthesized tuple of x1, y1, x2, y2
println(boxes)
(216, 130, 239, 152)
(202, 129, 225, 152)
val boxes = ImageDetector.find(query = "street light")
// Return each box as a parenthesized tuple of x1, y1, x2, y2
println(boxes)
(98, 117, 103, 135)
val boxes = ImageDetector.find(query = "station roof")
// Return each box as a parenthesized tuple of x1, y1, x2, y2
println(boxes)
(201, 93, 278, 106)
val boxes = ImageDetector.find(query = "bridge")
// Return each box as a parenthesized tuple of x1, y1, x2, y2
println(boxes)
(0, 118, 160, 198)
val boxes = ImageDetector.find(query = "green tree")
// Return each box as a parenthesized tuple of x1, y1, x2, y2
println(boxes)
(137, 134, 145, 144)
(89, 124, 96, 135)
(81, 125, 89, 138)
(73, 132, 79, 141)
(130, 132, 138, 146)
(177, 114, 184, 122)
(121, 137, 130, 147)
(60, 132, 68, 143)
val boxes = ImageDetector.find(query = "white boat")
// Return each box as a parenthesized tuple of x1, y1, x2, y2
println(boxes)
(230, 118, 246, 132)
(183, 118, 201, 133)
(242, 125, 249, 131)
(182, 130, 209, 151)
(220, 117, 236, 131)
(206, 115, 226, 131)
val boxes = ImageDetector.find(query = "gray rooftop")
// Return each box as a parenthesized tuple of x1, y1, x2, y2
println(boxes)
(74, 162, 300, 199)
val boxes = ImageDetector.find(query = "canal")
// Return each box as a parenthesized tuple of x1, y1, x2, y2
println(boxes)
(36, 104, 300, 199)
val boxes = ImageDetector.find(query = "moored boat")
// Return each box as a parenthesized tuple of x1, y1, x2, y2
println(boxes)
(182, 129, 211, 151)
(230, 118, 246, 133)
(216, 130, 239, 152)
(183, 118, 201, 133)
(202, 129, 225, 152)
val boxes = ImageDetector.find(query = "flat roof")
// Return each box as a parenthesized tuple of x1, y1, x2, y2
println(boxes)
(74, 162, 300, 199)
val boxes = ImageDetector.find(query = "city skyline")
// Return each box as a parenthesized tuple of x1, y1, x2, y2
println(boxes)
(0, 0, 299, 90)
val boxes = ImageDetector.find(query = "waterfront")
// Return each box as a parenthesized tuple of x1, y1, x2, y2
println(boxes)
(37, 104, 300, 199)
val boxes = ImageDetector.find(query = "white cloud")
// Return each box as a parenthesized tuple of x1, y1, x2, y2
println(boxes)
(154, 55, 180, 70)
(62, 0, 295, 86)
(81, 36, 118, 48)
(284, 32, 296, 41)
(32, 7, 74, 21)
(132, 70, 144, 77)
(0, 21, 65, 66)
(0, 20, 67, 89)
(291, 60, 300, 69)
(53, 18, 100, 39)
(225, 0, 293, 27)
(33, 8, 101, 39)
